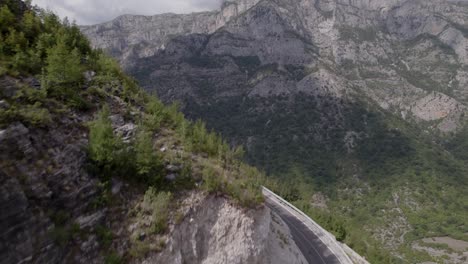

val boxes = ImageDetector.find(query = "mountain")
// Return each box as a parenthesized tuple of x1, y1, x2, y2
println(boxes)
(82, 0, 468, 262)
(0, 1, 313, 263)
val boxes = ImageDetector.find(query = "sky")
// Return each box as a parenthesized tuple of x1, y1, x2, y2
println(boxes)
(32, 0, 223, 25)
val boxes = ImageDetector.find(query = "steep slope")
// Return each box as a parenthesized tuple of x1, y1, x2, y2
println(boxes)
(82, 0, 468, 262)
(0, 1, 308, 263)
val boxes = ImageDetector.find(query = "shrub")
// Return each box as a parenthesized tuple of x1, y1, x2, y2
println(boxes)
(17, 102, 51, 126)
(227, 178, 263, 207)
(187, 120, 223, 156)
(88, 106, 123, 178)
(142, 188, 172, 234)
(164, 101, 185, 128)
(129, 240, 150, 258)
(202, 166, 224, 194)
(134, 129, 163, 185)
(50, 226, 71, 247)
(96, 225, 113, 248)
(104, 251, 122, 264)
(143, 97, 165, 131)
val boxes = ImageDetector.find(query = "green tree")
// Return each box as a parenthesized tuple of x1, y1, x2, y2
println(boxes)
(22, 11, 41, 41)
(0, 5, 15, 34)
(88, 106, 122, 173)
(45, 37, 83, 96)
(134, 129, 162, 184)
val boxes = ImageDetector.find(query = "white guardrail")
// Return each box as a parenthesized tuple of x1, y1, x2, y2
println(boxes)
(262, 187, 369, 264)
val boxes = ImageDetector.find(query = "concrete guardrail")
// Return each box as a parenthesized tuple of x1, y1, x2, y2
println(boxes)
(262, 186, 369, 264)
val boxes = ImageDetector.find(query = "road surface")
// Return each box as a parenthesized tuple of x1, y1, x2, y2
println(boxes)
(264, 193, 343, 264)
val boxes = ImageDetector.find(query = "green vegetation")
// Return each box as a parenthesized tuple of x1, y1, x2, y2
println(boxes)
(96, 225, 114, 248)
(88, 106, 122, 174)
(142, 188, 172, 234)
(104, 251, 122, 264)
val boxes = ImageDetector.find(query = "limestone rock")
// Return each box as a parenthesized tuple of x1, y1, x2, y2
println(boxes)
(144, 195, 307, 264)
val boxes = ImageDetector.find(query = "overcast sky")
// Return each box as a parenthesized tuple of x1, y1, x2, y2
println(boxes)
(32, 0, 223, 25)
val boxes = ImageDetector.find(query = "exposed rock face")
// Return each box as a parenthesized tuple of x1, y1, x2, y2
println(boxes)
(0, 116, 99, 264)
(145, 193, 307, 264)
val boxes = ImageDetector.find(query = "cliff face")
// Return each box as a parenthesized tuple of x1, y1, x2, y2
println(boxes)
(147, 193, 307, 264)
(81, 0, 261, 67)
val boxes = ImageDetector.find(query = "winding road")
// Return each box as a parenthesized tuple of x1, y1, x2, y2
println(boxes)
(263, 187, 353, 264)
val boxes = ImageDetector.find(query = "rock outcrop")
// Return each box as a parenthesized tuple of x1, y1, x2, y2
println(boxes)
(146, 193, 307, 264)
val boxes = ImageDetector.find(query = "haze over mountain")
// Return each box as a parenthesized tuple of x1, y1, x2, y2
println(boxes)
(82, 0, 468, 262)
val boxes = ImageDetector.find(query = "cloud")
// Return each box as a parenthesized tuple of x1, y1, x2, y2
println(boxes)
(32, 0, 223, 25)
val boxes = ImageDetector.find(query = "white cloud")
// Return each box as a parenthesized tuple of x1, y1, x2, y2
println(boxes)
(32, 0, 223, 25)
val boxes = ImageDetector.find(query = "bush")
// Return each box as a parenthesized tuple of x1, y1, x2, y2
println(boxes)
(88, 106, 123, 178)
(134, 129, 163, 185)
(227, 178, 263, 207)
(50, 226, 71, 247)
(186, 120, 223, 157)
(17, 103, 51, 126)
(142, 188, 172, 234)
(129, 240, 150, 258)
(202, 166, 224, 194)
(96, 225, 113, 248)
(104, 251, 122, 264)
(143, 97, 166, 131)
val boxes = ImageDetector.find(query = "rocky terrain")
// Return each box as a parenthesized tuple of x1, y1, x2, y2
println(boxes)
(82, 0, 468, 262)
(0, 2, 308, 263)
(0, 66, 306, 264)
(148, 193, 307, 264)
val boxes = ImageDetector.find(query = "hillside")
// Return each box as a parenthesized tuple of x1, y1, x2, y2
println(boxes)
(82, 0, 468, 262)
(0, 1, 310, 263)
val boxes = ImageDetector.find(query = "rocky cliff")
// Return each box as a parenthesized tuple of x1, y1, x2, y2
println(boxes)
(81, 0, 261, 68)
(82, 0, 468, 262)
(146, 193, 307, 264)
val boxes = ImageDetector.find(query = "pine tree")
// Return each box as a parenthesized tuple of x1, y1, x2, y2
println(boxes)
(0, 5, 15, 34)
(45, 36, 83, 94)
(88, 106, 121, 167)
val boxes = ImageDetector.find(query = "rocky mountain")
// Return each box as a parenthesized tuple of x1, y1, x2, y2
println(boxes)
(82, 0, 468, 134)
(82, 0, 468, 262)
(0, 1, 309, 263)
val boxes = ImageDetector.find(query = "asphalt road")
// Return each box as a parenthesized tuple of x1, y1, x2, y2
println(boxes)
(265, 198, 342, 264)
